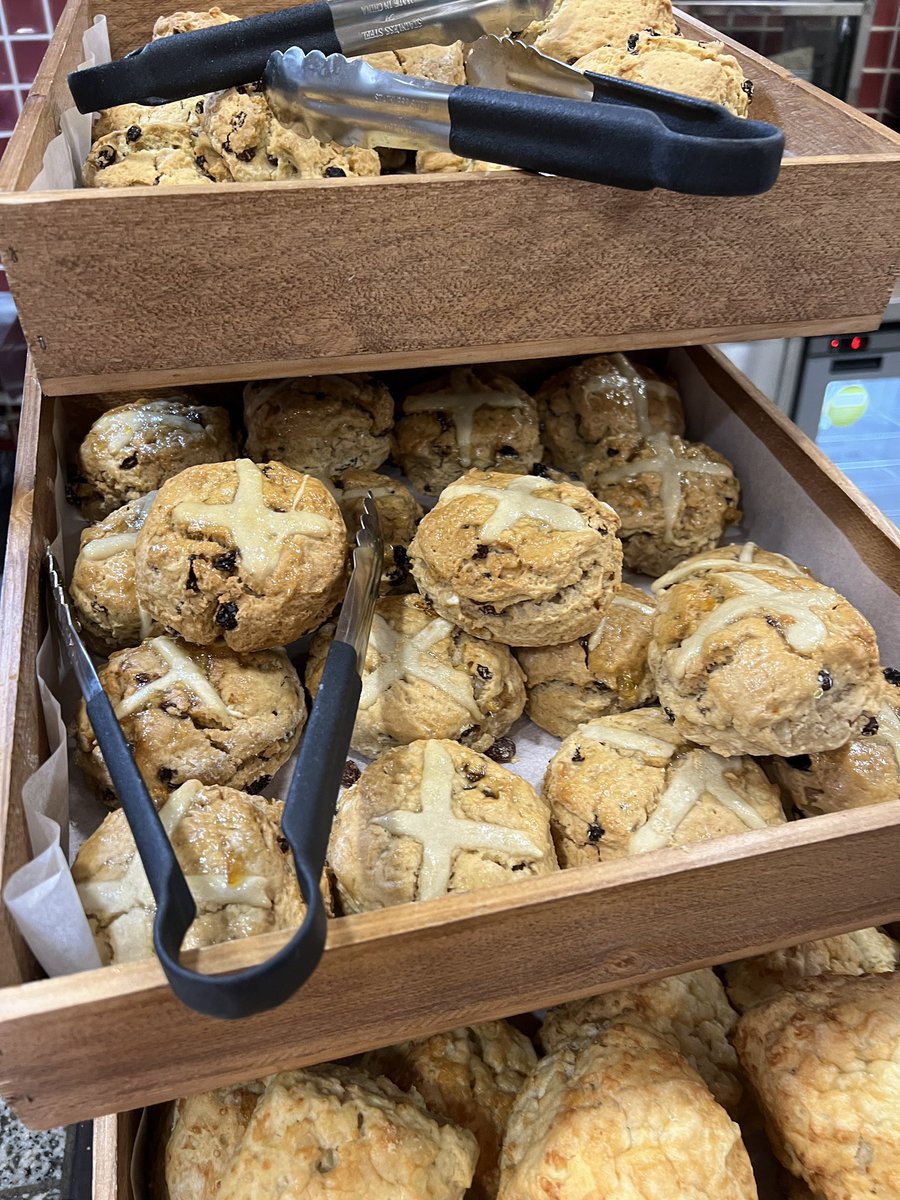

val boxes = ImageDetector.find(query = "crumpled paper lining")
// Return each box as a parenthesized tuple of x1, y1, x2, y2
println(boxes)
(29, 17, 111, 191)
(4, 351, 899, 981)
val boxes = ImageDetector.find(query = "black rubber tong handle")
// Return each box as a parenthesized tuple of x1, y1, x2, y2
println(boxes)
(68, 0, 340, 112)
(447, 77, 784, 196)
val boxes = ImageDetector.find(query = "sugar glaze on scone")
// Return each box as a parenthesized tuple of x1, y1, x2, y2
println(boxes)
(515, 582, 656, 737)
(135, 459, 347, 651)
(328, 739, 558, 913)
(409, 469, 622, 646)
(306, 594, 526, 757)
(649, 544, 882, 756)
(542, 706, 785, 867)
(74, 635, 305, 806)
(498, 1023, 757, 1200)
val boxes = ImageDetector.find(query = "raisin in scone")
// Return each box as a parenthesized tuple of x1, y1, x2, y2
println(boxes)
(362, 1021, 537, 1200)
(409, 469, 622, 646)
(537, 353, 684, 476)
(84, 121, 230, 187)
(244, 374, 394, 476)
(769, 669, 900, 815)
(514, 583, 656, 737)
(542, 707, 785, 867)
(392, 368, 542, 495)
(498, 1023, 756, 1200)
(649, 549, 882, 756)
(333, 469, 423, 592)
(69, 493, 161, 655)
(92, 95, 205, 142)
(723, 929, 899, 1014)
(576, 34, 751, 116)
(539, 969, 743, 1114)
(73, 396, 235, 518)
(520, 0, 678, 64)
(589, 433, 742, 575)
(165, 1082, 265, 1200)
(734, 973, 900, 1200)
(135, 459, 346, 652)
(74, 636, 305, 806)
(307, 595, 526, 757)
(217, 1065, 478, 1200)
(329, 739, 558, 912)
(73, 781, 306, 964)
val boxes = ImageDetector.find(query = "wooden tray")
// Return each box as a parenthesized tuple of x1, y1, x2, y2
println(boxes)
(1, 345, 899, 1132)
(0, 3, 898, 396)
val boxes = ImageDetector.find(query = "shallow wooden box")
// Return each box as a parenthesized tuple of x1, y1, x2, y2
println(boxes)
(1, 345, 899, 1132)
(0, 2, 899, 396)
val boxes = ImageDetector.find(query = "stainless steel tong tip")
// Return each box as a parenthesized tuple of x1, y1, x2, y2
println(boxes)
(357, 491, 384, 555)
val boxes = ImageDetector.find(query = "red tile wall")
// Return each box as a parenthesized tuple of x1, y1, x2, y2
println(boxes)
(860, 0, 900, 130)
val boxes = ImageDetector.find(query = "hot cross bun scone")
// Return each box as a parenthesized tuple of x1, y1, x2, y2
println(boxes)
(734, 973, 900, 1200)
(769, 669, 900, 815)
(165, 1081, 265, 1200)
(332, 469, 423, 592)
(514, 582, 656, 737)
(537, 353, 685, 477)
(722, 929, 899, 1014)
(589, 433, 741, 575)
(362, 1021, 538, 1200)
(74, 635, 305, 806)
(576, 34, 751, 116)
(135, 459, 347, 651)
(539, 969, 743, 1114)
(73, 395, 235, 518)
(542, 707, 785, 868)
(73, 780, 306, 964)
(217, 1065, 478, 1200)
(520, 0, 678, 62)
(498, 1023, 756, 1200)
(306, 594, 526, 757)
(408, 469, 622, 646)
(244, 374, 394, 477)
(328, 739, 558, 913)
(69, 493, 161, 655)
(392, 368, 542, 495)
(649, 546, 882, 756)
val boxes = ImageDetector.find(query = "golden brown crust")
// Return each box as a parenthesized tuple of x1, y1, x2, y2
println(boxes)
(165, 1082, 265, 1200)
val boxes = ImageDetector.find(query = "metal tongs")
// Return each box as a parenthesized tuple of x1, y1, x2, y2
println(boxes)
(45, 496, 382, 1020)
(68, 0, 551, 112)
(264, 36, 785, 195)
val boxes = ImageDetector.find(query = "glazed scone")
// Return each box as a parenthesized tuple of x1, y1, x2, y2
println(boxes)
(134, 459, 347, 652)
(651, 541, 813, 589)
(329, 739, 558, 912)
(73, 780, 306, 964)
(217, 1065, 478, 1200)
(649, 552, 882, 756)
(73, 635, 305, 807)
(537, 353, 684, 476)
(306, 594, 526, 756)
(152, 6, 238, 37)
(521, 0, 678, 63)
(514, 582, 656, 737)
(576, 34, 751, 117)
(723, 929, 899, 1014)
(362, 1021, 538, 1200)
(69, 493, 161, 655)
(393, 367, 542, 495)
(588, 433, 742, 575)
(84, 120, 230, 187)
(769, 670, 900, 815)
(73, 395, 235, 518)
(244, 374, 394, 477)
(734, 973, 900, 1200)
(539, 968, 743, 1113)
(333, 469, 423, 591)
(408, 469, 622, 646)
(165, 1082, 265, 1200)
(542, 707, 785, 867)
(498, 1023, 757, 1200)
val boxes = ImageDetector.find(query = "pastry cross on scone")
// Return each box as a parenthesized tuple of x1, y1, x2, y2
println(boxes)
(373, 741, 543, 901)
(76, 780, 271, 919)
(114, 636, 236, 724)
(442, 474, 586, 541)
(652, 542, 806, 592)
(404, 371, 526, 467)
(80, 492, 156, 563)
(359, 614, 481, 717)
(173, 459, 332, 585)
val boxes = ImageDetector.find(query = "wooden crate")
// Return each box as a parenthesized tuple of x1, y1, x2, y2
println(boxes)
(1, 345, 899, 1132)
(0, 2, 898, 396)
